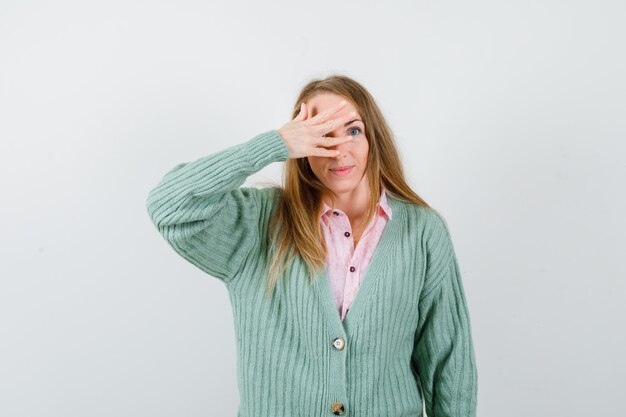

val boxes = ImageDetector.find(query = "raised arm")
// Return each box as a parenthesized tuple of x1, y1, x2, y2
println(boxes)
(146, 100, 360, 285)
(145, 130, 289, 285)
(411, 209, 478, 417)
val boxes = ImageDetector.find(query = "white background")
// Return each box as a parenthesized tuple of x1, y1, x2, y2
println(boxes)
(1, 1, 625, 416)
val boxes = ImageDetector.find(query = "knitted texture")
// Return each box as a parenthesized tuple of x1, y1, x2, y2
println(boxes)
(146, 130, 478, 417)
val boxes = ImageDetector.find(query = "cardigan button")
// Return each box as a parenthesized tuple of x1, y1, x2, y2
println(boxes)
(349, 266, 356, 272)
(331, 401, 345, 415)
(333, 211, 340, 216)
(332, 337, 345, 350)
(344, 231, 350, 237)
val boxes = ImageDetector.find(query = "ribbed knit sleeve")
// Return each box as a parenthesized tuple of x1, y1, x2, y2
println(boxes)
(412, 211, 478, 417)
(145, 129, 289, 284)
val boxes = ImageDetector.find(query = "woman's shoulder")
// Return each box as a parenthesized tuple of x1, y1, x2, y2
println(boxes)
(238, 185, 283, 213)
(393, 198, 450, 239)
(238, 184, 282, 197)
(255, 185, 283, 202)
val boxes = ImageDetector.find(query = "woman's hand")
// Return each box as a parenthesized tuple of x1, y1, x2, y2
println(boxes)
(277, 100, 356, 159)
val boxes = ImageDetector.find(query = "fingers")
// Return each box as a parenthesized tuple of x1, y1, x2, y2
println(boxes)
(294, 102, 307, 121)
(312, 147, 342, 157)
(315, 134, 353, 149)
(304, 100, 348, 125)
(310, 134, 352, 157)
(316, 111, 358, 136)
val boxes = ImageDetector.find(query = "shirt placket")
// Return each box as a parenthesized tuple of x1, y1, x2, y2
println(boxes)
(339, 210, 380, 321)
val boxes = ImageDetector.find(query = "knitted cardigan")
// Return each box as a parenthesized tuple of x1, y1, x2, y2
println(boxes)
(146, 129, 478, 417)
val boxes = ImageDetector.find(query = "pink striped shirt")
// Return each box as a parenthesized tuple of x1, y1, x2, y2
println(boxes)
(320, 188, 393, 322)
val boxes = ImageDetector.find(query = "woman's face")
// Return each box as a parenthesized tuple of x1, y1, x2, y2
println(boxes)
(305, 93, 369, 198)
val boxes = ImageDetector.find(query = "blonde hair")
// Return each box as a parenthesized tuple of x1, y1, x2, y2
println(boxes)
(262, 74, 432, 299)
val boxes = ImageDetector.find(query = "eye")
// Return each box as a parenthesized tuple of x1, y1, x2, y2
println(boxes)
(347, 127, 362, 136)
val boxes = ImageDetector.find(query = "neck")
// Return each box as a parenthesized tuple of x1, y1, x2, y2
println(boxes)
(322, 179, 377, 228)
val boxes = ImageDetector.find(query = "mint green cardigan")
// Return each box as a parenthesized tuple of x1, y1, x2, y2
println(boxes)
(146, 129, 478, 417)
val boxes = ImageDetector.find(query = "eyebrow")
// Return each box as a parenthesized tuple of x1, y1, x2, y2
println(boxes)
(345, 119, 363, 126)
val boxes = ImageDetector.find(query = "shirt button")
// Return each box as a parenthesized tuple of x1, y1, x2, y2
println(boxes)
(344, 231, 350, 237)
(331, 402, 345, 415)
(349, 266, 356, 272)
(332, 337, 345, 350)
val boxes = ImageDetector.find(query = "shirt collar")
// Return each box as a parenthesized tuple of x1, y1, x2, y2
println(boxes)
(320, 188, 392, 220)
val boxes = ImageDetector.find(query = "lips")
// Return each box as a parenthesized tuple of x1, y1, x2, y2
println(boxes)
(329, 165, 354, 176)
(329, 165, 354, 171)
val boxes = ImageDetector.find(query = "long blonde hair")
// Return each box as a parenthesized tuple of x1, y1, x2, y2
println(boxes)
(262, 74, 432, 299)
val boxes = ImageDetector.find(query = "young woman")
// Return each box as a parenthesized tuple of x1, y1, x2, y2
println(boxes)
(146, 74, 478, 417)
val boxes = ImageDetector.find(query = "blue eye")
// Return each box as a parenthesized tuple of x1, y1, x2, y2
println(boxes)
(348, 127, 362, 136)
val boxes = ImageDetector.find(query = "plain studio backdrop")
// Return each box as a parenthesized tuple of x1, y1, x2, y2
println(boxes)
(1, 1, 624, 416)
